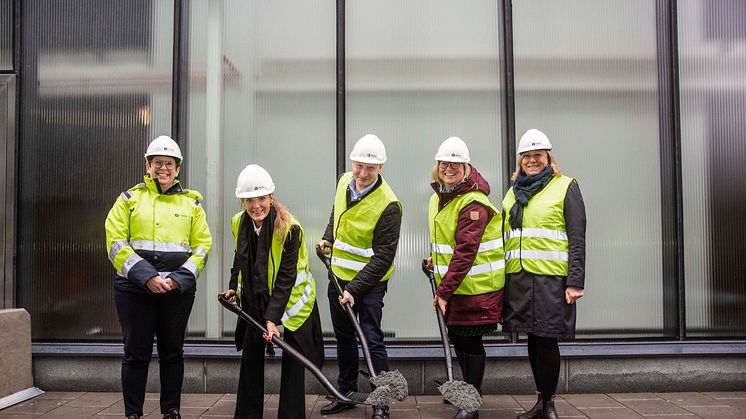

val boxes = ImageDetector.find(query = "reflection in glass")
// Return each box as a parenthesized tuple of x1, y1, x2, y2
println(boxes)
(17, 0, 174, 340)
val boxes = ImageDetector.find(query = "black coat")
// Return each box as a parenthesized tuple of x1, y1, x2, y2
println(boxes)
(229, 211, 324, 366)
(502, 180, 586, 339)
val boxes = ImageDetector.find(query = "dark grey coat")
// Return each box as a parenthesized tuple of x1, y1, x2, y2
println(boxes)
(502, 180, 586, 339)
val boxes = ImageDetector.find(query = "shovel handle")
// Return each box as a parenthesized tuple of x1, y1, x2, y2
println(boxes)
(217, 294, 358, 405)
(315, 246, 378, 378)
(421, 259, 454, 382)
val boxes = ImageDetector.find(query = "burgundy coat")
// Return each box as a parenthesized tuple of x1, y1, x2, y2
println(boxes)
(432, 166, 503, 326)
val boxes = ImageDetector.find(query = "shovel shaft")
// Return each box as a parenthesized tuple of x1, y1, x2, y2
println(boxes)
(316, 247, 377, 378)
(217, 294, 354, 404)
(421, 260, 454, 382)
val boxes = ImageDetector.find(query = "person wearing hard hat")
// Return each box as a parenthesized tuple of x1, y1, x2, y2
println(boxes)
(221, 164, 324, 419)
(502, 129, 586, 419)
(425, 137, 505, 419)
(105, 135, 212, 419)
(317, 134, 402, 419)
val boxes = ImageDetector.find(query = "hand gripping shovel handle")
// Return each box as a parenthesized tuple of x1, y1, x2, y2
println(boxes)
(217, 294, 356, 405)
(421, 259, 454, 382)
(316, 246, 377, 378)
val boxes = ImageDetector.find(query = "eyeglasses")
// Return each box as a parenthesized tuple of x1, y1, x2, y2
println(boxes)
(438, 162, 462, 169)
(151, 160, 176, 170)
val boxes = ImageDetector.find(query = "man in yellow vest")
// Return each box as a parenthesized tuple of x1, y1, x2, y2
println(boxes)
(317, 134, 402, 419)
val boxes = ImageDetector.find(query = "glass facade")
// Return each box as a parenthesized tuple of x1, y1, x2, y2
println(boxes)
(513, 0, 663, 338)
(679, 0, 746, 337)
(5, 0, 746, 344)
(16, 0, 173, 339)
(0, 0, 10, 70)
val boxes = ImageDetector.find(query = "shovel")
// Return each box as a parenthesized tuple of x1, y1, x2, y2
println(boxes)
(421, 259, 482, 413)
(315, 245, 409, 405)
(217, 293, 360, 406)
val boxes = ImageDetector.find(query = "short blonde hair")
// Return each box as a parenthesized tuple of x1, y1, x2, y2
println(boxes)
(511, 151, 561, 181)
(431, 162, 472, 185)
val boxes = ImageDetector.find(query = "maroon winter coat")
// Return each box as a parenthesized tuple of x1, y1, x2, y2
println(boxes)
(431, 166, 503, 326)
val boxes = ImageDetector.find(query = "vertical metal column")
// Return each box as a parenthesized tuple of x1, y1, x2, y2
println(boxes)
(336, 0, 345, 176)
(655, 0, 685, 339)
(499, 0, 516, 196)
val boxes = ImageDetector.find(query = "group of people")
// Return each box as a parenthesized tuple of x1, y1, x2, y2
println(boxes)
(105, 129, 586, 419)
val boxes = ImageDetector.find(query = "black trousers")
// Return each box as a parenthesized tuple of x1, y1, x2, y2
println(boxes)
(114, 289, 195, 417)
(327, 283, 388, 394)
(234, 332, 306, 419)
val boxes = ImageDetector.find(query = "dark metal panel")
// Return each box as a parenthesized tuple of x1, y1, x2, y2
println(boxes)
(0, 74, 15, 308)
(498, 0, 516, 194)
(655, 0, 685, 339)
(336, 0, 345, 176)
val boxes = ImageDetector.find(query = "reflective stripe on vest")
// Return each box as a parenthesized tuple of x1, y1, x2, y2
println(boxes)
(502, 175, 573, 276)
(428, 191, 505, 295)
(331, 172, 400, 282)
(231, 212, 316, 331)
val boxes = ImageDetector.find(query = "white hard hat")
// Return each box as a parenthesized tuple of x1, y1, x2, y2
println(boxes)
(517, 129, 552, 154)
(350, 134, 387, 164)
(434, 136, 471, 163)
(235, 164, 276, 198)
(145, 135, 183, 163)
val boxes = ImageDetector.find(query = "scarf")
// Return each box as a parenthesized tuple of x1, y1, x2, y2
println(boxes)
(509, 166, 554, 230)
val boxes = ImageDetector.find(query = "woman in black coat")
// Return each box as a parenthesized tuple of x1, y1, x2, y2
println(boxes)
(502, 130, 586, 419)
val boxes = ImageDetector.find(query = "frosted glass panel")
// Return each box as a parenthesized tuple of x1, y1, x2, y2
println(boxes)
(16, 0, 174, 339)
(679, 0, 746, 337)
(0, 0, 10, 70)
(347, 0, 504, 340)
(185, 0, 336, 339)
(514, 0, 663, 337)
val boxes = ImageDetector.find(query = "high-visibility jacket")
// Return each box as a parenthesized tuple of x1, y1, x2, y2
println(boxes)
(105, 176, 212, 293)
(231, 212, 316, 331)
(331, 172, 400, 282)
(429, 191, 505, 295)
(502, 175, 574, 276)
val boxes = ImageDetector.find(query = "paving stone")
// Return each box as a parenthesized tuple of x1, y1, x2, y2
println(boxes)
(563, 393, 625, 409)
(619, 399, 698, 416)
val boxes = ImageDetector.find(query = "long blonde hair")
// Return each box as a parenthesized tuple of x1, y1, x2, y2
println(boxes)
(241, 194, 294, 242)
(511, 151, 561, 182)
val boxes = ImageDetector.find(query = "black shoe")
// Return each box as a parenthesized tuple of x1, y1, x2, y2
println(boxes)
(517, 394, 543, 419)
(163, 408, 182, 419)
(371, 405, 389, 419)
(453, 408, 479, 419)
(542, 399, 558, 419)
(320, 392, 357, 415)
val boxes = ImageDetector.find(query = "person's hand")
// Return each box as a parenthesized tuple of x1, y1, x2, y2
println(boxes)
(339, 290, 355, 307)
(566, 286, 584, 304)
(263, 321, 280, 342)
(222, 289, 237, 303)
(317, 240, 333, 255)
(426, 257, 433, 270)
(433, 295, 447, 315)
(146, 275, 172, 294)
(164, 278, 179, 290)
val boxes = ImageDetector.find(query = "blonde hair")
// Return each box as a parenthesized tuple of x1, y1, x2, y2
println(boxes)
(431, 162, 472, 185)
(241, 193, 294, 242)
(511, 151, 561, 182)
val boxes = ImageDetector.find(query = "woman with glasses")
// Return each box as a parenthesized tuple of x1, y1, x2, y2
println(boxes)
(221, 164, 324, 419)
(426, 137, 505, 419)
(105, 135, 212, 419)
(503, 129, 586, 419)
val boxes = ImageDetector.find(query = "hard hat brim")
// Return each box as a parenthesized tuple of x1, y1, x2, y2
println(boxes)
(350, 156, 386, 164)
(235, 186, 275, 199)
(518, 145, 552, 154)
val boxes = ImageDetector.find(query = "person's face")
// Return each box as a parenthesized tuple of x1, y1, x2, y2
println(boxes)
(351, 161, 383, 190)
(520, 150, 549, 176)
(438, 161, 466, 190)
(242, 195, 272, 227)
(146, 156, 180, 190)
